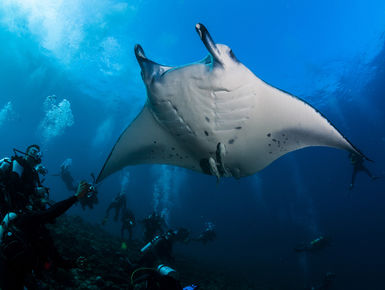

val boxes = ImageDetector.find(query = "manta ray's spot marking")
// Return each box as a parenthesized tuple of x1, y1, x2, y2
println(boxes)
(228, 139, 235, 144)
(267, 133, 271, 137)
(205, 117, 210, 122)
(171, 147, 175, 150)
(268, 144, 271, 146)
(235, 126, 242, 130)
(204, 131, 209, 136)
(153, 141, 157, 144)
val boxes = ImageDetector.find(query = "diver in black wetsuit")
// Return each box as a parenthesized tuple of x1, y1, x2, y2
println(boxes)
(0, 145, 46, 216)
(102, 192, 127, 225)
(121, 208, 136, 241)
(138, 228, 190, 267)
(58, 158, 77, 192)
(349, 152, 380, 190)
(142, 212, 167, 243)
(0, 181, 91, 290)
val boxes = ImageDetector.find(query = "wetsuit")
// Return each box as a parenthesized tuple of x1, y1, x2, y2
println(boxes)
(0, 156, 41, 217)
(0, 196, 78, 290)
(121, 209, 135, 241)
(60, 167, 77, 192)
(105, 194, 127, 222)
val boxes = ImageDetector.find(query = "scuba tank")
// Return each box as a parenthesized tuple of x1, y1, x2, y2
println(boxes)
(157, 264, 178, 280)
(141, 235, 161, 253)
(140, 230, 176, 253)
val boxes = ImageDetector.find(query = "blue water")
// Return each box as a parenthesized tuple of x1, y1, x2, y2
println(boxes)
(0, 1, 385, 289)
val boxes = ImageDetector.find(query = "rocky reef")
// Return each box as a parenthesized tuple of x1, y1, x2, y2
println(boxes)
(41, 215, 263, 289)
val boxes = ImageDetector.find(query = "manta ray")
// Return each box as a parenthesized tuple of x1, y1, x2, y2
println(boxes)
(96, 23, 365, 183)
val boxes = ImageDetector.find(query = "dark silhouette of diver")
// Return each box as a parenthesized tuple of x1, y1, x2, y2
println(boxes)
(54, 158, 77, 192)
(121, 208, 136, 242)
(349, 152, 380, 190)
(102, 192, 127, 225)
(192, 222, 216, 244)
(142, 212, 167, 243)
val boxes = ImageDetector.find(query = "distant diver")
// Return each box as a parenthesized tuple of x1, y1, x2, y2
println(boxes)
(102, 192, 127, 225)
(294, 236, 330, 253)
(142, 212, 167, 243)
(348, 152, 380, 190)
(55, 158, 77, 192)
(120, 208, 136, 242)
(192, 222, 216, 244)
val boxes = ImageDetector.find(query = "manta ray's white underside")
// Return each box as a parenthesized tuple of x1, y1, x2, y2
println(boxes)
(96, 24, 362, 183)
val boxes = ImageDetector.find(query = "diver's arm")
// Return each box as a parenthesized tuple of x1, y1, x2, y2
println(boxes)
(19, 196, 78, 225)
(20, 181, 89, 225)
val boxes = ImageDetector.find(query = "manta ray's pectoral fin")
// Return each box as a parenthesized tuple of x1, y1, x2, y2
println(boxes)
(96, 106, 198, 183)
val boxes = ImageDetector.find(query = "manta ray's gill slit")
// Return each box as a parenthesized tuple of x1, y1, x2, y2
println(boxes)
(154, 99, 194, 137)
(210, 89, 250, 133)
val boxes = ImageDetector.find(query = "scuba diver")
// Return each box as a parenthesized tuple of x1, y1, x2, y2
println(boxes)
(307, 272, 336, 290)
(56, 158, 77, 192)
(0, 181, 92, 290)
(142, 212, 167, 243)
(121, 208, 136, 242)
(0, 145, 45, 216)
(138, 228, 190, 267)
(193, 222, 216, 244)
(348, 152, 380, 190)
(294, 236, 331, 253)
(102, 192, 127, 225)
(78, 173, 98, 210)
(129, 228, 194, 290)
